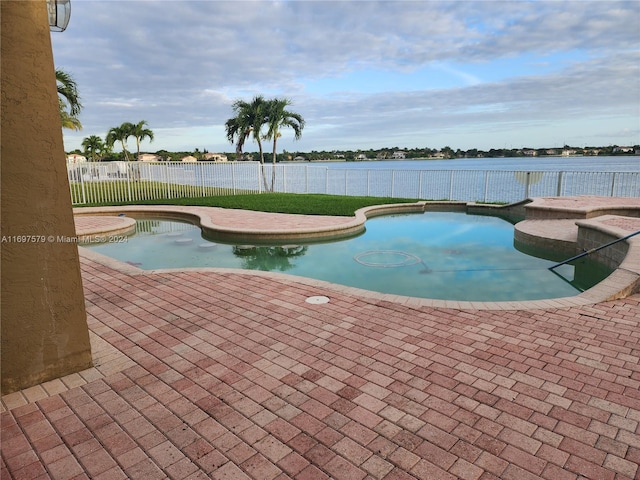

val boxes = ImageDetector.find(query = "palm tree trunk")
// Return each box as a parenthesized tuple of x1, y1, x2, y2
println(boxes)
(257, 138, 269, 191)
(257, 137, 265, 164)
(120, 141, 129, 161)
(271, 137, 278, 192)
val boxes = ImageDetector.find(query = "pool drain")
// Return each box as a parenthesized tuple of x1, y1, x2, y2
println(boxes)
(354, 250, 422, 268)
(306, 296, 330, 304)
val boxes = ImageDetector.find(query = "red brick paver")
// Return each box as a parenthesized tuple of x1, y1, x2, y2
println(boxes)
(2, 254, 639, 479)
(4, 199, 640, 479)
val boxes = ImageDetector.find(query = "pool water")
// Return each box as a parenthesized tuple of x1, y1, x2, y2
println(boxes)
(84, 212, 612, 302)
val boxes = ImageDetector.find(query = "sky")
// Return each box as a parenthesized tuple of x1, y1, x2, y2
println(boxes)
(52, 0, 640, 155)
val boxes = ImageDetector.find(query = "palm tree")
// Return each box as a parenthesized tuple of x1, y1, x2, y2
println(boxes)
(56, 68, 83, 130)
(81, 135, 106, 162)
(226, 96, 269, 163)
(130, 120, 154, 161)
(226, 96, 270, 188)
(106, 122, 134, 161)
(246, 96, 269, 165)
(59, 105, 82, 131)
(264, 98, 305, 190)
(224, 116, 250, 161)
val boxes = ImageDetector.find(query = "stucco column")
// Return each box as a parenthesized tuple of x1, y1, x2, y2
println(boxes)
(1, 0, 93, 394)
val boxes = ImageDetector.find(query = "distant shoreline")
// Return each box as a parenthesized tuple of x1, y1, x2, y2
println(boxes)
(282, 154, 600, 164)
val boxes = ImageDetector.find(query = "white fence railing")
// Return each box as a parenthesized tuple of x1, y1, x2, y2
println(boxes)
(67, 161, 640, 205)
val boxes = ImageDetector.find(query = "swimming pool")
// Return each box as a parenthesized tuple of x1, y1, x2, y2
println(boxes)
(84, 212, 612, 302)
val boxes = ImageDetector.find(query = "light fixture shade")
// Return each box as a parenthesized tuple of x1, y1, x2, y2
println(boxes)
(47, 0, 71, 32)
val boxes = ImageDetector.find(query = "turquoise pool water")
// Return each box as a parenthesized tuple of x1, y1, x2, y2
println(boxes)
(84, 212, 611, 302)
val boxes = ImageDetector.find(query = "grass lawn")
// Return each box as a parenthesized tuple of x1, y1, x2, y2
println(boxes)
(74, 192, 425, 216)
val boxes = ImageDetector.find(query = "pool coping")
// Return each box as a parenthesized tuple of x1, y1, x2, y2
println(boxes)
(74, 199, 640, 311)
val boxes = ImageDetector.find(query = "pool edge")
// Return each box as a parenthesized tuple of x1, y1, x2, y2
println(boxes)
(75, 200, 640, 311)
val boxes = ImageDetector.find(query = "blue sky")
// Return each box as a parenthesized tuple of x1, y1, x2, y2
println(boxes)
(52, 0, 640, 154)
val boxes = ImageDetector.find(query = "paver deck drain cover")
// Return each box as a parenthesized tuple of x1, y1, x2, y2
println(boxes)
(306, 296, 330, 304)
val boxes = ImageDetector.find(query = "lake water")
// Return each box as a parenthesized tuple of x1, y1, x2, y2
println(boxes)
(76, 155, 636, 206)
(284, 156, 639, 201)
(311, 155, 639, 172)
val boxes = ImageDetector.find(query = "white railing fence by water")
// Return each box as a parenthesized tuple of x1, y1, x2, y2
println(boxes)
(67, 162, 640, 205)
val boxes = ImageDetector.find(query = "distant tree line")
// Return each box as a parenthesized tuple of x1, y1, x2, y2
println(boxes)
(68, 143, 639, 163)
(221, 144, 639, 162)
(75, 121, 154, 162)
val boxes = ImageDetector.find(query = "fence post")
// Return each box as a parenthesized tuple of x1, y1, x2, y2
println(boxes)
(556, 171, 563, 197)
(126, 164, 133, 201)
(483, 171, 489, 203)
(283, 165, 287, 193)
(164, 162, 170, 198)
(325, 167, 329, 194)
(367, 170, 370, 196)
(449, 171, 454, 201)
(525, 171, 531, 199)
(418, 171, 423, 199)
(345, 170, 348, 195)
(305, 165, 309, 193)
(391, 170, 395, 198)
(80, 168, 87, 204)
(231, 162, 236, 195)
(200, 163, 205, 198)
(610, 172, 617, 197)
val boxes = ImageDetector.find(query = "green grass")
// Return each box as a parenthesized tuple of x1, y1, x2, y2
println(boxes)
(75, 192, 425, 216)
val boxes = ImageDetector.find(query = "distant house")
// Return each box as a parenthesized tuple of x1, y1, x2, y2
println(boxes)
(562, 149, 577, 156)
(355, 153, 367, 161)
(392, 151, 406, 159)
(293, 156, 306, 162)
(66, 154, 87, 164)
(181, 155, 197, 162)
(138, 153, 162, 162)
(202, 153, 228, 162)
(613, 146, 634, 153)
(522, 149, 538, 157)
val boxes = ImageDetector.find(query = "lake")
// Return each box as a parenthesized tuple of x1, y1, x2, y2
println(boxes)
(69, 155, 638, 205)
(310, 155, 639, 172)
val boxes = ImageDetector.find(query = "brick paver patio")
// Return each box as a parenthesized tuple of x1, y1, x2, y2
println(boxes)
(2, 200, 640, 479)
(3, 257, 639, 479)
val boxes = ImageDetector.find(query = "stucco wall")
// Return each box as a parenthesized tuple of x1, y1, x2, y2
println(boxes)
(1, 0, 93, 393)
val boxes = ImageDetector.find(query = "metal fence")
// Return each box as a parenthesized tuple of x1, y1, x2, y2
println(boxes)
(67, 161, 640, 205)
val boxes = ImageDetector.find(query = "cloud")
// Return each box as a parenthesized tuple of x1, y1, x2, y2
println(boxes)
(53, 0, 640, 152)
